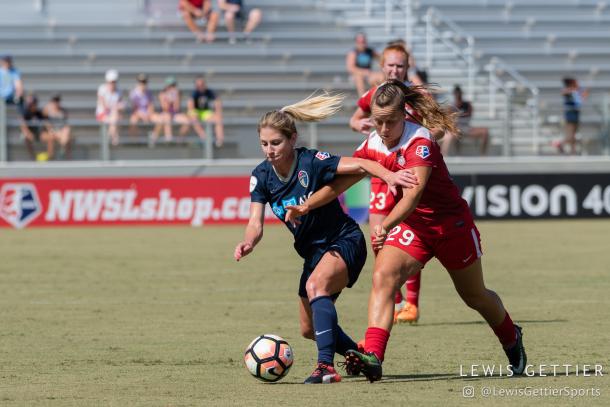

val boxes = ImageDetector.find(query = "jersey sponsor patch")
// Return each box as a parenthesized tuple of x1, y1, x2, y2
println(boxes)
(249, 176, 258, 193)
(298, 170, 309, 188)
(415, 145, 431, 159)
(315, 151, 330, 160)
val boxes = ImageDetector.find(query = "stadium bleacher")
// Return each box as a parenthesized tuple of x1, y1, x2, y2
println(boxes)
(1, 0, 609, 161)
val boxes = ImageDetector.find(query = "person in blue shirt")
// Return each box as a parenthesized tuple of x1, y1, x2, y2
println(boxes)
(233, 92, 416, 384)
(0, 55, 24, 115)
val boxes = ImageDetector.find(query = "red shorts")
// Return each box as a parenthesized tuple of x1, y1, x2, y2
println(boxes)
(383, 223, 482, 270)
(369, 178, 397, 216)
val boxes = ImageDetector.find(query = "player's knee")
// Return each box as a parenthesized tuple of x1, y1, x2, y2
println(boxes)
(372, 266, 399, 293)
(305, 278, 326, 299)
(461, 293, 487, 310)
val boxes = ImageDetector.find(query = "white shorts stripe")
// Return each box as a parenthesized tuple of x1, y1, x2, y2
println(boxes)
(471, 228, 482, 258)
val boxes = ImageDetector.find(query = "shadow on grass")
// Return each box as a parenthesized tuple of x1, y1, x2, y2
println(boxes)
(414, 319, 568, 327)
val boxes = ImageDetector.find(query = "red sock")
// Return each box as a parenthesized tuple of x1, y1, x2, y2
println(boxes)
(405, 272, 421, 307)
(364, 327, 390, 362)
(491, 312, 517, 349)
(394, 289, 403, 304)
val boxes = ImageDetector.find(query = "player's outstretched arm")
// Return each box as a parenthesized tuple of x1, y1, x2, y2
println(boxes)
(338, 157, 418, 195)
(234, 202, 265, 261)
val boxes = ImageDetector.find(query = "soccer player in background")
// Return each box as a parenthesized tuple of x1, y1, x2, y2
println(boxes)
(349, 43, 425, 324)
(286, 80, 527, 382)
(234, 93, 417, 384)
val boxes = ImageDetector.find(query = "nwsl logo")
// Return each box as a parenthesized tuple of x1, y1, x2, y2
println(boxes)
(0, 183, 42, 228)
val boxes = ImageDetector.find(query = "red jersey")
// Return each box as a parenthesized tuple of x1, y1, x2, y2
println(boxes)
(354, 121, 473, 236)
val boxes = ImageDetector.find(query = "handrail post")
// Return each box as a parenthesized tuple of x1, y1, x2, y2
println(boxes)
(404, 0, 413, 44)
(34, 0, 46, 14)
(309, 122, 318, 150)
(503, 83, 514, 157)
(385, 0, 392, 34)
(604, 93, 610, 156)
(204, 121, 213, 160)
(532, 92, 540, 155)
(425, 8, 433, 69)
(467, 36, 475, 101)
(100, 123, 110, 161)
(488, 60, 496, 119)
(0, 98, 7, 162)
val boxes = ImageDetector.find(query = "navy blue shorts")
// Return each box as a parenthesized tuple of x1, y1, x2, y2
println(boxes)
(565, 110, 579, 124)
(298, 227, 367, 299)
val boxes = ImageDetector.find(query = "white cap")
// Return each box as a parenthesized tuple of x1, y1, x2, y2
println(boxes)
(105, 69, 119, 82)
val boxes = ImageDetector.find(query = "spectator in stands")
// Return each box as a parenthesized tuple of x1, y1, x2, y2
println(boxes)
(0, 55, 24, 114)
(187, 75, 225, 147)
(150, 75, 191, 146)
(129, 73, 158, 136)
(96, 69, 124, 146)
(346, 32, 379, 97)
(179, 0, 219, 43)
(20, 93, 51, 161)
(441, 85, 489, 156)
(217, 0, 262, 44)
(42, 94, 72, 160)
(554, 77, 588, 155)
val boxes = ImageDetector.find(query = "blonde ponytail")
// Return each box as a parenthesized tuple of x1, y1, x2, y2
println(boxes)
(258, 92, 345, 138)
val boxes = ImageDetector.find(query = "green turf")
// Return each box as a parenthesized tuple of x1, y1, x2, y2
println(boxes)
(1, 220, 609, 406)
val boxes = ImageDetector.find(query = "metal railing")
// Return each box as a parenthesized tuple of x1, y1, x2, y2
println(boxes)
(34, 0, 149, 14)
(425, 7, 476, 101)
(601, 94, 610, 155)
(486, 57, 540, 155)
(363, 0, 414, 43)
(0, 99, 7, 162)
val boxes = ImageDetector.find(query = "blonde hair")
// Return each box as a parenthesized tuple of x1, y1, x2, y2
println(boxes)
(257, 92, 344, 138)
(372, 79, 457, 136)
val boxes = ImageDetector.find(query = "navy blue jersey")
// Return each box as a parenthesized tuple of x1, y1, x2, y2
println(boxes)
(250, 147, 359, 258)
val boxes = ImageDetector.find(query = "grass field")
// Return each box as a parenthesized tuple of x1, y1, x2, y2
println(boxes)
(1, 220, 609, 406)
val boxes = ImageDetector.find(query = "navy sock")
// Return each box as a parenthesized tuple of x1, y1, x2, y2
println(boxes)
(310, 296, 338, 365)
(335, 325, 358, 357)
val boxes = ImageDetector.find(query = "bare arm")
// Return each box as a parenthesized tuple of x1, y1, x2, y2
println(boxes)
(349, 106, 373, 134)
(376, 165, 431, 235)
(346, 51, 357, 74)
(234, 202, 265, 261)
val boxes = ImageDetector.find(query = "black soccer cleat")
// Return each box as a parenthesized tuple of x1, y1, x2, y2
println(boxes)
(303, 362, 342, 384)
(505, 324, 527, 375)
(345, 349, 382, 382)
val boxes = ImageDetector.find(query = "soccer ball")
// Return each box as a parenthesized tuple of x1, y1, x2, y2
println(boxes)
(244, 334, 293, 382)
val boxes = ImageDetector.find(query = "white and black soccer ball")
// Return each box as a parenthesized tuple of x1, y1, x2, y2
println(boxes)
(244, 334, 293, 382)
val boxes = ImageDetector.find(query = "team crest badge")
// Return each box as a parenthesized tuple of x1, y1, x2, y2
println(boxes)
(298, 170, 309, 188)
(415, 145, 431, 159)
(397, 154, 406, 166)
(0, 183, 42, 229)
(315, 151, 330, 160)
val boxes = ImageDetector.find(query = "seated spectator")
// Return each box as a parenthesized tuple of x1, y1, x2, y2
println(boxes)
(441, 85, 489, 156)
(129, 73, 158, 136)
(187, 75, 225, 147)
(96, 69, 124, 146)
(554, 77, 588, 155)
(150, 76, 192, 146)
(218, 0, 262, 44)
(20, 94, 51, 161)
(0, 55, 24, 114)
(346, 32, 379, 96)
(179, 0, 219, 43)
(42, 94, 72, 160)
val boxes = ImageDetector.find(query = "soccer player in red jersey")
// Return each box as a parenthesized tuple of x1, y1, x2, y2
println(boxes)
(350, 43, 425, 323)
(286, 80, 527, 382)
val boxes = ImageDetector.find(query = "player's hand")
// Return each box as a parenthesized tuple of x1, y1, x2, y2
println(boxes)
(284, 204, 309, 227)
(372, 224, 388, 251)
(357, 118, 373, 135)
(385, 169, 418, 196)
(234, 241, 253, 261)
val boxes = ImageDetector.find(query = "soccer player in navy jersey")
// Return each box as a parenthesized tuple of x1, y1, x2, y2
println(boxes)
(234, 93, 417, 384)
